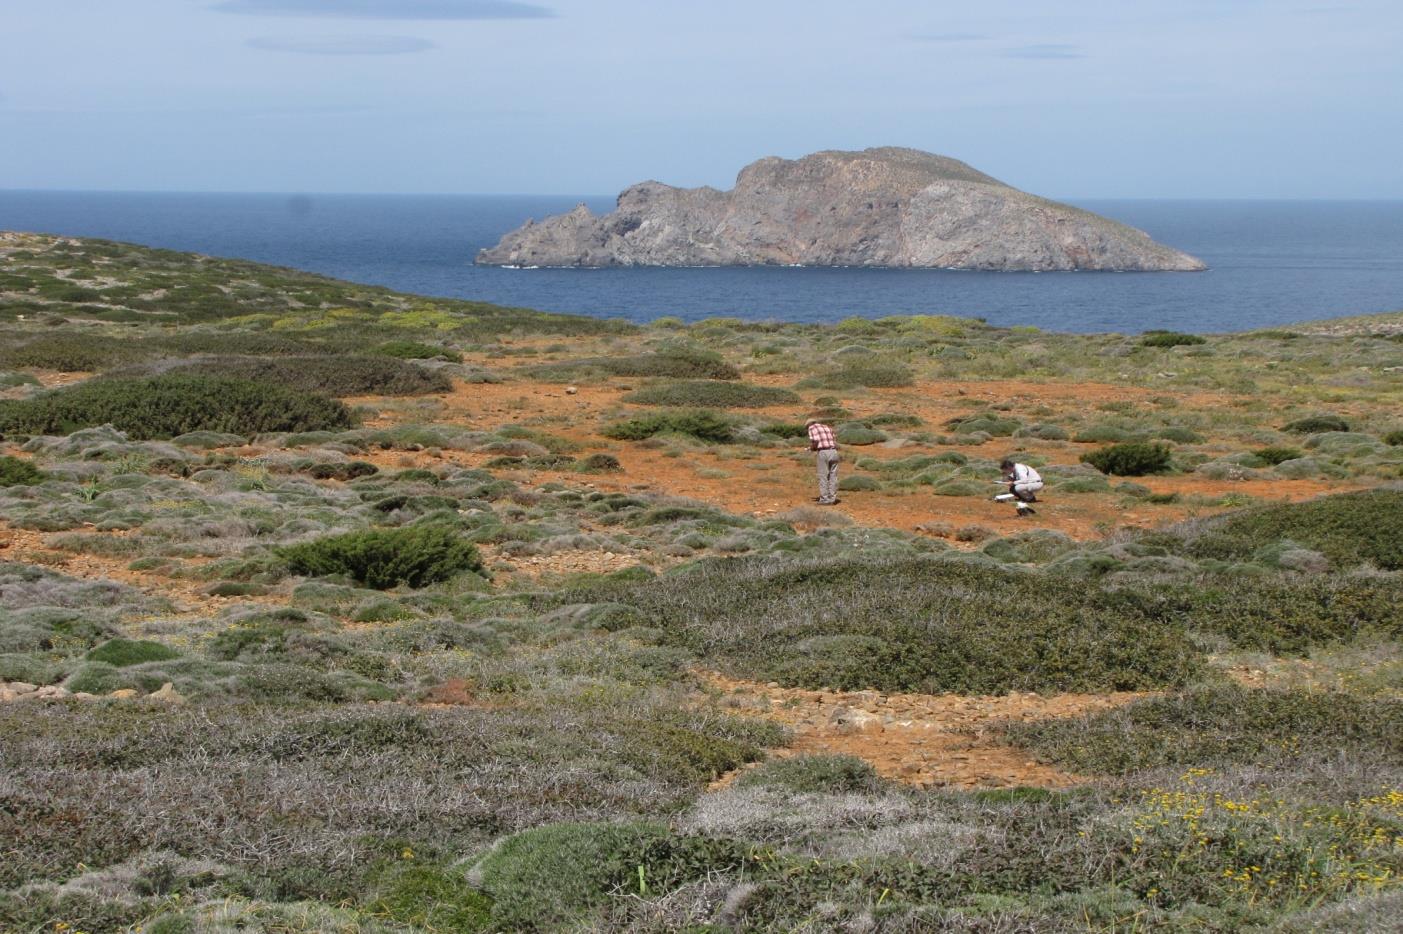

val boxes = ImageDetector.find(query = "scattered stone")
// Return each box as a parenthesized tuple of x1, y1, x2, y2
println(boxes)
(109, 689, 139, 699)
(7, 682, 37, 694)
(149, 682, 185, 704)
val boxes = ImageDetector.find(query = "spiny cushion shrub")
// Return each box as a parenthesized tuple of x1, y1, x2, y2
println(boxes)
(1384, 429, 1403, 446)
(0, 455, 44, 486)
(557, 556, 1203, 694)
(83, 638, 179, 667)
(0, 375, 354, 440)
(602, 410, 734, 443)
(577, 453, 622, 472)
(1283, 414, 1350, 434)
(158, 355, 450, 396)
(797, 362, 913, 389)
(1080, 441, 1173, 476)
(535, 349, 740, 381)
(736, 754, 884, 795)
(1140, 330, 1207, 348)
(372, 340, 463, 363)
(1183, 489, 1403, 571)
(1012, 684, 1403, 775)
(278, 525, 483, 589)
(621, 380, 798, 408)
(946, 412, 1021, 436)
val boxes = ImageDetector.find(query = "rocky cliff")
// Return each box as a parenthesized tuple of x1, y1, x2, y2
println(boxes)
(476, 147, 1206, 272)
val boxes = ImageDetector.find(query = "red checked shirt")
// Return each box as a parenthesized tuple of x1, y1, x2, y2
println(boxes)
(807, 423, 836, 450)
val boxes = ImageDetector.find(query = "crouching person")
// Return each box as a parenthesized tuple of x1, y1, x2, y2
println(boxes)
(995, 458, 1043, 516)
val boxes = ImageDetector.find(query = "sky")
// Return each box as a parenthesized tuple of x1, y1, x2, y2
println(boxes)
(2, 0, 1401, 198)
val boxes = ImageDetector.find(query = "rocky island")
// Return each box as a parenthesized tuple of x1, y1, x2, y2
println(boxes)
(476, 147, 1206, 271)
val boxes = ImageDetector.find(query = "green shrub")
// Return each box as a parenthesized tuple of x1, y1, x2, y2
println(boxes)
(1139, 331, 1206, 348)
(602, 410, 734, 443)
(1012, 684, 1403, 774)
(837, 475, 881, 492)
(736, 754, 883, 794)
(834, 425, 886, 445)
(0, 455, 44, 486)
(278, 525, 483, 589)
(474, 822, 671, 929)
(367, 862, 491, 931)
(535, 349, 739, 381)
(0, 375, 354, 440)
(1253, 445, 1303, 466)
(1080, 441, 1173, 476)
(621, 380, 798, 408)
(1383, 429, 1403, 446)
(577, 453, 623, 472)
(372, 340, 463, 363)
(0, 333, 141, 372)
(945, 413, 1021, 436)
(797, 362, 913, 389)
(157, 355, 450, 396)
(556, 556, 1203, 694)
(84, 639, 179, 667)
(304, 460, 379, 481)
(1283, 414, 1350, 433)
(1184, 490, 1403, 571)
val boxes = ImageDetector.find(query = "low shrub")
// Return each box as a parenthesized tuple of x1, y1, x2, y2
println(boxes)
(834, 425, 886, 445)
(837, 475, 881, 492)
(1252, 445, 1303, 466)
(797, 362, 913, 389)
(1081, 441, 1173, 476)
(602, 411, 734, 443)
(1139, 330, 1206, 348)
(158, 356, 450, 396)
(1282, 414, 1350, 433)
(577, 453, 623, 472)
(1012, 684, 1403, 774)
(0, 333, 142, 372)
(372, 340, 463, 363)
(736, 754, 884, 795)
(1184, 489, 1403, 571)
(555, 556, 1203, 694)
(278, 525, 483, 589)
(0, 455, 44, 486)
(84, 639, 179, 667)
(535, 349, 740, 381)
(0, 375, 354, 440)
(945, 413, 1021, 437)
(621, 380, 798, 408)
(1383, 429, 1403, 446)
(304, 460, 379, 481)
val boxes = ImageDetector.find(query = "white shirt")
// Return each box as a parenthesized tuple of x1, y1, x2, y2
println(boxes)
(1011, 463, 1041, 484)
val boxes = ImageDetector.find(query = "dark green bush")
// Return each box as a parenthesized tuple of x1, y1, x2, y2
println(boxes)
(1184, 489, 1403, 571)
(278, 525, 483, 589)
(621, 380, 798, 408)
(372, 340, 463, 363)
(945, 412, 1021, 436)
(602, 410, 734, 443)
(157, 355, 450, 396)
(1080, 441, 1173, 476)
(736, 754, 884, 794)
(837, 475, 881, 491)
(1139, 331, 1206, 348)
(0, 375, 354, 439)
(1282, 414, 1350, 433)
(1012, 684, 1403, 774)
(577, 453, 623, 472)
(0, 455, 44, 486)
(1253, 445, 1303, 466)
(1383, 429, 1403, 446)
(304, 461, 379, 481)
(84, 639, 179, 667)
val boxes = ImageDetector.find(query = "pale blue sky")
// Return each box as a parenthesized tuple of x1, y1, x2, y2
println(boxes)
(2, 0, 1400, 197)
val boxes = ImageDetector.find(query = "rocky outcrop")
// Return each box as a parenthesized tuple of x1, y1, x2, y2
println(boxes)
(477, 147, 1205, 272)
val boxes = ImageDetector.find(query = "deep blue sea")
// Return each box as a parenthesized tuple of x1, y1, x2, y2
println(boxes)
(3, 191, 1402, 333)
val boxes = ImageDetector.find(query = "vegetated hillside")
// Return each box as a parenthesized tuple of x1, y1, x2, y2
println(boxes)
(1, 232, 1401, 932)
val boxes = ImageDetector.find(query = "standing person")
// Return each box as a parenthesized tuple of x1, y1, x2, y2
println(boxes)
(994, 458, 1043, 516)
(806, 418, 840, 505)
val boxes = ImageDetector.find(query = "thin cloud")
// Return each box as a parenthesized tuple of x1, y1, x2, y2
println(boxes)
(908, 32, 990, 43)
(247, 35, 436, 54)
(1002, 43, 1086, 59)
(212, 0, 554, 19)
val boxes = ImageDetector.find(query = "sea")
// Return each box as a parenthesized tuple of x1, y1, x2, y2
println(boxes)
(2, 191, 1402, 334)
